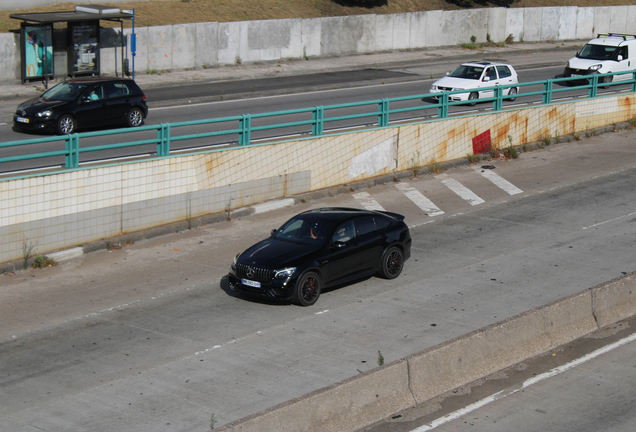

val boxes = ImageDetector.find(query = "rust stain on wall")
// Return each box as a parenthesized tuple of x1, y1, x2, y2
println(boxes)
(496, 122, 510, 145)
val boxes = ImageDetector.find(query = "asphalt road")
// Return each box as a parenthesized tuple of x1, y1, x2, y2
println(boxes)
(1, 130, 636, 431)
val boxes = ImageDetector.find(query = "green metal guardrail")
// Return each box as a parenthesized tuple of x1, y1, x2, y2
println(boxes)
(1, 71, 635, 171)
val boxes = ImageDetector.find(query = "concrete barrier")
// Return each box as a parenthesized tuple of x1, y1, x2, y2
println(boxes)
(5, 5, 636, 79)
(215, 271, 636, 432)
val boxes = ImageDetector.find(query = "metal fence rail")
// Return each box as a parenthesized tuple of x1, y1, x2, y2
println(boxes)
(1, 71, 635, 172)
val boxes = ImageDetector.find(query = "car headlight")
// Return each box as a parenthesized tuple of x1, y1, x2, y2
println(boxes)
(231, 253, 240, 270)
(588, 64, 602, 71)
(274, 267, 296, 279)
(431, 85, 437, 91)
(37, 109, 53, 118)
(566, 60, 571, 68)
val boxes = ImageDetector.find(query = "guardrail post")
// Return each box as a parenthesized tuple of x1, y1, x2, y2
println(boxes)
(239, 114, 251, 145)
(589, 74, 598, 98)
(543, 79, 553, 104)
(632, 71, 636, 93)
(378, 98, 389, 127)
(157, 123, 170, 156)
(438, 92, 449, 118)
(312, 106, 324, 136)
(494, 86, 503, 111)
(65, 133, 79, 168)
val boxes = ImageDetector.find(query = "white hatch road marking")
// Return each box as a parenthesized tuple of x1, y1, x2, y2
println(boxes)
(476, 168, 523, 195)
(394, 183, 444, 216)
(353, 192, 385, 211)
(411, 331, 636, 431)
(437, 174, 485, 206)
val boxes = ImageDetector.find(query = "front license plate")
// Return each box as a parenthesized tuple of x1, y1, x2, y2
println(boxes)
(242, 279, 261, 288)
(570, 74, 581, 77)
(16, 117, 29, 123)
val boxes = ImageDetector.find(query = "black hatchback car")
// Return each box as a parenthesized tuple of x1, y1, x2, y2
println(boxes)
(13, 78, 148, 135)
(228, 207, 412, 306)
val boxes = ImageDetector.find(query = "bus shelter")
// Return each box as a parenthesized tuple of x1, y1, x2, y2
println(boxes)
(10, 5, 133, 86)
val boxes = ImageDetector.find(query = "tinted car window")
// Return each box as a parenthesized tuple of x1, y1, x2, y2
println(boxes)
(332, 221, 355, 243)
(496, 65, 511, 78)
(275, 217, 333, 246)
(375, 216, 391, 230)
(356, 216, 376, 236)
(41, 82, 88, 101)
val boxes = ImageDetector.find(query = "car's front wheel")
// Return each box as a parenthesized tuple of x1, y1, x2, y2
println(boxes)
(508, 87, 518, 101)
(379, 246, 404, 279)
(468, 92, 479, 106)
(126, 107, 144, 127)
(56, 114, 76, 135)
(294, 271, 321, 306)
(600, 74, 613, 89)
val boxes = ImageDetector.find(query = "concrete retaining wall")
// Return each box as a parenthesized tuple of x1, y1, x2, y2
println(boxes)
(2, 5, 636, 81)
(215, 270, 636, 431)
(1, 93, 635, 264)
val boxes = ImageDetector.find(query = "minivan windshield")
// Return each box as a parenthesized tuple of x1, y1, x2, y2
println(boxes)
(41, 82, 88, 101)
(577, 43, 619, 60)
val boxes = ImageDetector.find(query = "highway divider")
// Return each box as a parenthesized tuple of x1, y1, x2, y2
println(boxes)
(215, 270, 636, 431)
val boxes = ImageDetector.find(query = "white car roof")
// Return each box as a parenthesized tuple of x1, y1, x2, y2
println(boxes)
(459, 61, 513, 68)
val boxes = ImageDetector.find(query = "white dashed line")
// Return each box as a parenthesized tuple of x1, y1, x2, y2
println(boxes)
(395, 183, 444, 216)
(438, 176, 485, 205)
(477, 168, 523, 195)
(353, 192, 385, 211)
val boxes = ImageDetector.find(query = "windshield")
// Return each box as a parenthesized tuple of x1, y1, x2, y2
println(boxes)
(577, 44, 619, 60)
(273, 216, 334, 247)
(448, 65, 483, 80)
(41, 82, 88, 101)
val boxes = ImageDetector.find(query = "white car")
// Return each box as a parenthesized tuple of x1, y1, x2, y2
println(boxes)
(430, 61, 519, 105)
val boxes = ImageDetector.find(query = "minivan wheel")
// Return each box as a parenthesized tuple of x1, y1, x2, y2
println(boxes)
(56, 115, 76, 135)
(126, 107, 144, 127)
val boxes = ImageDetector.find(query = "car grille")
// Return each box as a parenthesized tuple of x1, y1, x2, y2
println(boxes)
(235, 263, 273, 282)
(437, 86, 454, 91)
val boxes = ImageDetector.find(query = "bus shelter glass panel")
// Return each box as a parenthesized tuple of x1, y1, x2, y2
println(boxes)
(68, 21, 100, 76)
(21, 24, 54, 83)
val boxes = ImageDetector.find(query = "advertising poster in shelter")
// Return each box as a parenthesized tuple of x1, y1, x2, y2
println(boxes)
(69, 21, 100, 76)
(21, 24, 53, 82)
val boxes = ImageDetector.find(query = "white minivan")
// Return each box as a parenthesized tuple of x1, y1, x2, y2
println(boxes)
(563, 33, 636, 85)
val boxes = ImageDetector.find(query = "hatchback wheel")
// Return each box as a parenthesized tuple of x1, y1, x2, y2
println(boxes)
(468, 92, 479, 106)
(56, 115, 76, 135)
(126, 107, 144, 127)
(508, 87, 518, 101)
(380, 246, 404, 279)
(295, 271, 321, 306)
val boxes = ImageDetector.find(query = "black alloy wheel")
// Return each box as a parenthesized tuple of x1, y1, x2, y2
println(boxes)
(295, 271, 321, 306)
(57, 114, 76, 135)
(380, 246, 404, 279)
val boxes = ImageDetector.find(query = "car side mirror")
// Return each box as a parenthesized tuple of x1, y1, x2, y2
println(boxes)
(617, 54, 624, 61)
(331, 240, 346, 248)
(446, 72, 450, 76)
(271, 229, 277, 237)
(483, 76, 490, 82)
